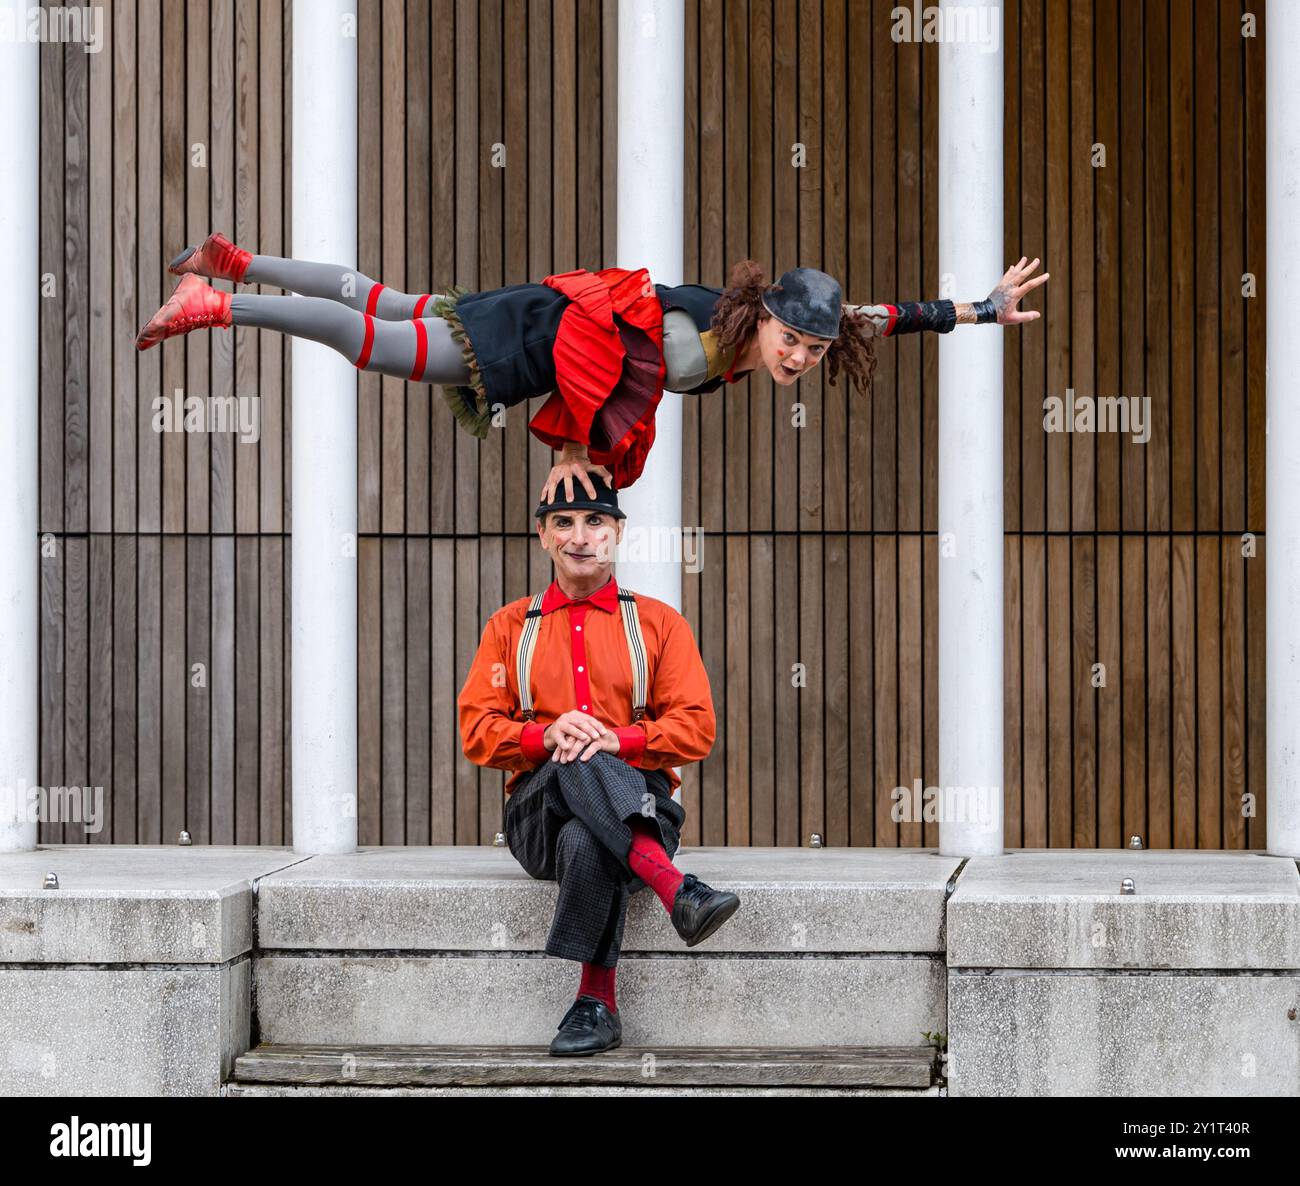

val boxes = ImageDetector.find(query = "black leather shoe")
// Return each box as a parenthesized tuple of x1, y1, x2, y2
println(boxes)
(548, 995, 623, 1056)
(671, 873, 741, 947)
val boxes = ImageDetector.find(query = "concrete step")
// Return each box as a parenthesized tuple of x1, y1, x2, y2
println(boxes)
(228, 1041, 940, 1093)
(251, 846, 960, 1048)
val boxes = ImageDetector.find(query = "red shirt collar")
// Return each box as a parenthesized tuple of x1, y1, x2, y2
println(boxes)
(540, 575, 619, 615)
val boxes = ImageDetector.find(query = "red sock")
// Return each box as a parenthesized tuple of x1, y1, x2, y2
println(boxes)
(627, 816, 685, 912)
(578, 961, 617, 1012)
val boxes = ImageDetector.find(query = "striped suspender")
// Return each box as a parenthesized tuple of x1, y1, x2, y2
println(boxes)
(516, 593, 546, 722)
(515, 589, 648, 723)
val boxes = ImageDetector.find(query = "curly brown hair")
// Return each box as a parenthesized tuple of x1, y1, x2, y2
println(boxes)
(709, 259, 878, 394)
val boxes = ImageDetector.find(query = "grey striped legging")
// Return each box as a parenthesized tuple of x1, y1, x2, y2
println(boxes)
(229, 253, 473, 384)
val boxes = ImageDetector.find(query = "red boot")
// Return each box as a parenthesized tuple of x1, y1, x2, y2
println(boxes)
(168, 231, 252, 284)
(135, 274, 233, 350)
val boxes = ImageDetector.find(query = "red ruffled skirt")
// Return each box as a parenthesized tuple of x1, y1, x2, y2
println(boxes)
(528, 266, 665, 489)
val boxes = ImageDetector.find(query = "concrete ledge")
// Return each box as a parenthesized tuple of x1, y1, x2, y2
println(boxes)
(948, 851, 1300, 969)
(0, 959, 250, 1096)
(948, 969, 1300, 1096)
(254, 952, 946, 1048)
(0, 846, 308, 963)
(224, 1083, 943, 1097)
(255, 846, 961, 954)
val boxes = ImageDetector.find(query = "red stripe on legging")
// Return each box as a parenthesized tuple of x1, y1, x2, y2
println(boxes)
(366, 283, 386, 316)
(355, 313, 375, 370)
(409, 318, 428, 382)
(413, 293, 431, 318)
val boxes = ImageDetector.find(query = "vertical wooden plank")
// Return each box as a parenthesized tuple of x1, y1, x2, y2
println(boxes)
(161, 536, 186, 842)
(1246, 536, 1265, 848)
(211, 0, 236, 534)
(357, 0, 381, 535)
(850, 533, 875, 847)
(89, 1, 113, 535)
(478, 0, 505, 538)
(1170, 534, 1196, 846)
(1119, 0, 1145, 532)
(1168, 0, 1194, 533)
(114, 537, 138, 843)
(1194, 0, 1220, 532)
(1047, 536, 1071, 845)
(64, 539, 88, 844)
(430, 537, 456, 844)
(89, 537, 113, 843)
(234, 0, 260, 534)
(1021, 534, 1047, 846)
(1121, 535, 1146, 845)
(382, 536, 406, 841)
(897, 535, 922, 847)
(40, 541, 64, 844)
(186, 0, 212, 534)
(774, 532, 799, 845)
(211, 536, 236, 843)
(749, 534, 775, 845)
(454, 538, 480, 841)
(1044, 0, 1069, 531)
(407, 539, 431, 843)
(138, 0, 162, 533)
(259, 537, 285, 844)
(235, 536, 259, 843)
(699, 512, 726, 843)
(1069, 0, 1094, 534)
(824, 534, 849, 845)
(1002, 0, 1021, 534)
(601, 0, 617, 265)
(697, 0, 723, 540)
(525, 0, 554, 515)
(576, 0, 601, 265)
(1144, 0, 1170, 533)
(748, 0, 774, 533)
(1222, 535, 1246, 849)
(1004, 534, 1023, 846)
(1220, 0, 1245, 533)
(873, 535, 896, 846)
(455, 0, 480, 535)
(258, 0, 285, 534)
(501, 0, 529, 532)
(41, 38, 65, 537)
(114, 0, 139, 534)
(726, 535, 750, 845)
(186, 537, 211, 841)
(358, 536, 382, 845)
(66, 27, 90, 537)
(799, 534, 824, 842)
(1244, 0, 1265, 533)
(895, 15, 920, 536)
(1146, 535, 1171, 847)
(381, 0, 406, 536)
(161, 0, 187, 534)
(1196, 536, 1221, 847)
(799, 0, 826, 535)
(137, 537, 161, 842)
(772, 0, 798, 533)
(723, 0, 749, 533)
(1020, 0, 1046, 534)
(478, 537, 504, 842)
(1071, 537, 1096, 846)
(847, 0, 871, 535)
(1094, 0, 1119, 533)
(922, 32, 940, 537)
(1096, 535, 1120, 846)
(406, 0, 432, 537)
(430, 0, 457, 533)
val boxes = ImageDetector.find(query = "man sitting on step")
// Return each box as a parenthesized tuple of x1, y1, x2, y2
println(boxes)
(457, 471, 741, 1056)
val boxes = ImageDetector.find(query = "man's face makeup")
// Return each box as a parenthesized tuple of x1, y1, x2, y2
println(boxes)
(539, 511, 623, 577)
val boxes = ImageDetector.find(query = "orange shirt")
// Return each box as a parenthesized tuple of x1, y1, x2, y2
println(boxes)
(457, 574, 716, 795)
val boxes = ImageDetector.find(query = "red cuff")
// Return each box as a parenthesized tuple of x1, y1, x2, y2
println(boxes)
(520, 722, 550, 765)
(613, 725, 646, 766)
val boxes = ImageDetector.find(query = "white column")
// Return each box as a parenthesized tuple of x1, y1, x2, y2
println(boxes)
(614, 0, 685, 612)
(1266, 9, 1300, 858)
(937, 2, 1004, 856)
(0, 2, 40, 854)
(291, 0, 357, 853)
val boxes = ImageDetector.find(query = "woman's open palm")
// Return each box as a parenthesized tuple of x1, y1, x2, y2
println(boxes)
(988, 256, 1049, 326)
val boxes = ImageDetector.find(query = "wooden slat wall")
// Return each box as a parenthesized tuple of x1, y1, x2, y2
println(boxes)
(40, 0, 1267, 849)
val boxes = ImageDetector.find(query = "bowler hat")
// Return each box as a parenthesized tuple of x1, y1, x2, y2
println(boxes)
(534, 470, 627, 522)
(760, 266, 843, 340)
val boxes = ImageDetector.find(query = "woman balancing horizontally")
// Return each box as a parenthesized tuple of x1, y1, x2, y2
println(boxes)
(135, 233, 1049, 501)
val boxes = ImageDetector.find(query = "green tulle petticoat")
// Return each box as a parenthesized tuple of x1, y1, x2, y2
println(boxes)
(431, 284, 493, 439)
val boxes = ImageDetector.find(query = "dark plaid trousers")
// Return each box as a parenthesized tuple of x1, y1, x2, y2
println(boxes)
(504, 748, 687, 967)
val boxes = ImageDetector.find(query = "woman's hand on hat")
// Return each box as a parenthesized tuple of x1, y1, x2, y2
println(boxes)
(541, 443, 612, 507)
(986, 256, 1049, 325)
